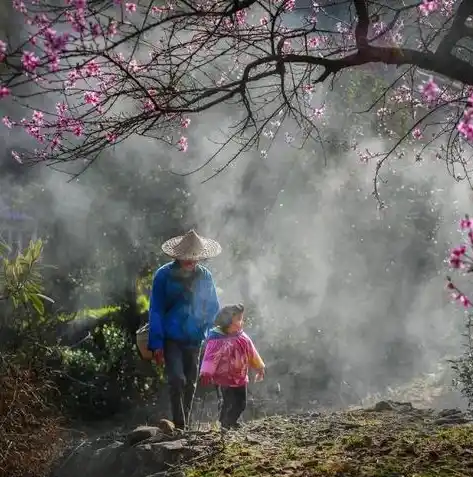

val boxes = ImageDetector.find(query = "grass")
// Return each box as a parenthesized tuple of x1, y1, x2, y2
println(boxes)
(183, 406, 473, 477)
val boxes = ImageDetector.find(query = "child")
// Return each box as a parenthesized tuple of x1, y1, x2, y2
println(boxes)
(200, 303, 265, 429)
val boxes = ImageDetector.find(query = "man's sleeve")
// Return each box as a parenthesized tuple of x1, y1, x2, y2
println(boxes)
(148, 269, 166, 351)
(203, 269, 220, 330)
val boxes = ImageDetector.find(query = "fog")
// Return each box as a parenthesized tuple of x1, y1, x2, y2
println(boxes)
(0, 0, 470, 411)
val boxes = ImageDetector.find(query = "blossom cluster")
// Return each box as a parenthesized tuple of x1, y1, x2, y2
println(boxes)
(447, 215, 473, 309)
(0, 0, 466, 167)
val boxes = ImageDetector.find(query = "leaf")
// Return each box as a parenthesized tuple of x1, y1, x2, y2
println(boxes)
(29, 293, 44, 315)
(35, 293, 55, 304)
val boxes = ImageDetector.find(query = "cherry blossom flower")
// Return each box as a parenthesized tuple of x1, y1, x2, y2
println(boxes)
(0, 40, 6, 61)
(419, 0, 440, 16)
(412, 128, 423, 140)
(419, 77, 440, 103)
(125, 3, 136, 13)
(0, 86, 10, 98)
(177, 136, 188, 152)
(21, 51, 40, 73)
(2, 117, 13, 128)
(84, 91, 100, 105)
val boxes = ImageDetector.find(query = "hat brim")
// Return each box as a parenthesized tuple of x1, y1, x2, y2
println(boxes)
(161, 235, 222, 260)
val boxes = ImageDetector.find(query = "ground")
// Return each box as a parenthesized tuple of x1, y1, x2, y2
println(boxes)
(182, 402, 473, 477)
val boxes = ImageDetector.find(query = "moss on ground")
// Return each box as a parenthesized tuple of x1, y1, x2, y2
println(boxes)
(183, 403, 473, 477)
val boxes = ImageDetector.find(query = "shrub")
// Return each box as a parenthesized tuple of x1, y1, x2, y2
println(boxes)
(449, 315, 473, 409)
(446, 215, 473, 409)
(56, 322, 163, 420)
(0, 355, 63, 477)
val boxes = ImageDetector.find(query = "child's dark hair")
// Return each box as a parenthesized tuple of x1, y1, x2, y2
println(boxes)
(215, 303, 244, 332)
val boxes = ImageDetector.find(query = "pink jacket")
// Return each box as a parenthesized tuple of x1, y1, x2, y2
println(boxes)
(200, 328, 265, 387)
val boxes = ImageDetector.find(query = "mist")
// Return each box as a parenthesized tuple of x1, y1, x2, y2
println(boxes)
(0, 0, 470, 414)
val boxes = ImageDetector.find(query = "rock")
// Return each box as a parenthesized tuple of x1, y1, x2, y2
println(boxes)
(437, 408, 463, 418)
(368, 400, 414, 413)
(433, 408, 472, 426)
(53, 437, 199, 477)
(125, 426, 165, 446)
(157, 419, 176, 436)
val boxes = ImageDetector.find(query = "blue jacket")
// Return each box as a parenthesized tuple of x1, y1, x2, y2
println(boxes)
(148, 261, 220, 350)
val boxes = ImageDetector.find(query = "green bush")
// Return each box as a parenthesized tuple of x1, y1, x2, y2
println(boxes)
(56, 321, 163, 420)
(449, 315, 473, 409)
(0, 240, 163, 422)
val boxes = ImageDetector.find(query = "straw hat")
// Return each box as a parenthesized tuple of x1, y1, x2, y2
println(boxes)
(161, 230, 222, 261)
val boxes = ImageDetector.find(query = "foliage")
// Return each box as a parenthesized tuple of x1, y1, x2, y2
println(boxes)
(56, 321, 163, 420)
(0, 239, 47, 315)
(449, 314, 473, 409)
(446, 215, 473, 408)
(0, 355, 63, 477)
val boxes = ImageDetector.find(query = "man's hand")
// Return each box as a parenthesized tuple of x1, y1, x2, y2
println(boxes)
(153, 349, 165, 366)
(200, 373, 213, 386)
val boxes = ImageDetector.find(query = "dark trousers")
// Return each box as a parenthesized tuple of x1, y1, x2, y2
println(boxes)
(163, 340, 200, 429)
(218, 385, 247, 428)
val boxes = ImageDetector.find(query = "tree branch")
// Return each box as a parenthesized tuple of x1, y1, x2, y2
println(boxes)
(283, 45, 473, 87)
(436, 0, 473, 58)
(354, 0, 370, 50)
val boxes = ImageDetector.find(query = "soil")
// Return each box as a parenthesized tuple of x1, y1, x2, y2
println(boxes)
(182, 401, 473, 477)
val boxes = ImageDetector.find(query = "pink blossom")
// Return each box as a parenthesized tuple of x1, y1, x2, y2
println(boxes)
(50, 136, 61, 150)
(43, 28, 69, 53)
(419, 77, 440, 103)
(458, 106, 473, 142)
(0, 40, 6, 61)
(125, 3, 136, 13)
(311, 106, 325, 119)
(181, 117, 191, 128)
(259, 17, 268, 26)
(282, 0, 295, 12)
(2, 116, 13, 128)
(151, 6, 165, 15)
(460, 216, 472, 230)
(458, 293, 471, 308)
(32, 110, 44, 125)
(143, 99, 156, 112)
(451, 245, 467, 257)
(308, 15, 317, 24)
(302, 84, 313, 93)
(90, 23, 101, 38)
(235, 9, 246, 26)
(419, 0, 440, 16)
(106, 132, 117, 142)
(74, 0, 87, 9)
(48, 54, 59, 72)
(308, 37, 320, 48)
(0, 86, 10, 98)
(84, 60, 101, 77)
(21, 51, 40, 73)
(66, 69, 80, 88)
(412, 128, 423, 140)
(107, 20, 118, 37)
(458, 117, 473, 142)
(177, 136, 188, 152)
(13, 0, 27, 13)
(84, 91, 100, 105)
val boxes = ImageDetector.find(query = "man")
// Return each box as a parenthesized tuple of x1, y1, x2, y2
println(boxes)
(148, 230, 221, 430)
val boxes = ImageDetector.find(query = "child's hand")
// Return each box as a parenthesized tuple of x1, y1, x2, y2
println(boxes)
(200, 373, 213, 386)
(254, 368, 265, 382)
